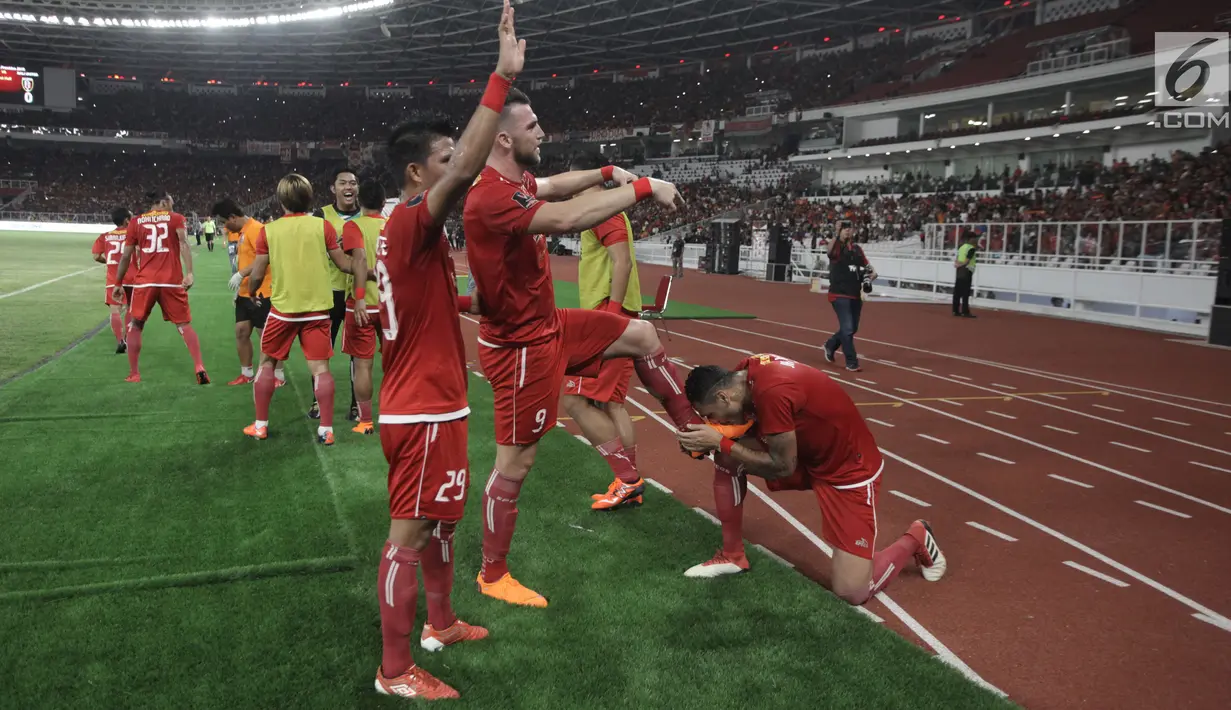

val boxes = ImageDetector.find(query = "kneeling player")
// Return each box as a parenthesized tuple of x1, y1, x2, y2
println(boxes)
(677, 354, 946, 606)
(213, 199, 285, 387)
(341, 179, 388, 435)
(92, 207, 135, 353)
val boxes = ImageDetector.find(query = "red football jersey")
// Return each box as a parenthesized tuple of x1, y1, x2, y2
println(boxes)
(92, 228, 130, 286)
(740, 353, 883, 486)
(375, 191, 470, 423)
(462, 165, 557, 347)
(125, 210, 187, 286)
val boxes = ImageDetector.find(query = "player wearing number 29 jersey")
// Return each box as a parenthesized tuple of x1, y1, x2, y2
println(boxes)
(92, 206, 135, 353)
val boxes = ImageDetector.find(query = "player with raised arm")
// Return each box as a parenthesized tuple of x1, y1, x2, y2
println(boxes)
(369, 2, 524, 700)
(310, 166, 362, 422)
(339, 179, 387, 435)
(113, 190, 209, 384)
(465, 88, 703, 609)
(243, 174, 355, 446)
(213, 198, 285, 388)
(92, 206, 134, 354)
(559, 153, 647, 510)
(676, 354, 946, 604)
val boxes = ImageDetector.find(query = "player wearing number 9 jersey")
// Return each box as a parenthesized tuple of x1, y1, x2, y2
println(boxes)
(114, 190, 209, 385)
(368, 5, 524, 701)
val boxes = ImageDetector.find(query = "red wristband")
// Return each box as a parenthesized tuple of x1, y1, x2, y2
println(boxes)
(481, 72, 513, 112)
(457, 295, 473, 313)
(633, 177, 652, 202)
(719, 438, 735, 456)
(353, 286, 366, 301)
(600, 165, 615, 182)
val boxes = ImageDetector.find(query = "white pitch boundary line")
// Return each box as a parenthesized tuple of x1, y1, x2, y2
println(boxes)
(977, 453, 1016, 465)
(888, 490, 932, 507)
(917, 433, 950, 445)
(855, 606, 884, 623)
(987, 411, 1017, 420)
(1043, 425, 1078, 435)
(1153, 417, 1191, 427)
(1063, 561, 1130, 588)
(622, 395, 1006, 695)
(573, 434, 591, 446)
(688, 323, 1231, 511)
(894, 388, 918, 395)
(753, 543, 794, 568)
(966, 522, 1018, 542)
(692, 507, 721, 526)
(1190, 461, 1231, 474)
(1048, 474, 1094, 489)
(0, 266, 101, 300)
(645, 478, 673, 494)
(1110, 441, 1151, 453)
(1134, 500, 1192, 519)
(866, 418, 895, 428)
(753, 317, 1231, 418)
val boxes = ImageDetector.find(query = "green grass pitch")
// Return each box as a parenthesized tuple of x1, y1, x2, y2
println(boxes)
(0, 230, 1012, 709)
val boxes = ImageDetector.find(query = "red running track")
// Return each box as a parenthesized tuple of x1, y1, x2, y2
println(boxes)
(457, 254, 1231, 710)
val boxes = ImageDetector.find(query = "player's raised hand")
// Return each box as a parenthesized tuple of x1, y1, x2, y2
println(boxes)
(648, 178, 685, 212)
(495, 0, 525, 80)
(609, 166, 638, 186)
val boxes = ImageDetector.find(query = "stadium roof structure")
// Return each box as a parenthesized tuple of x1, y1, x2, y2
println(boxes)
(0, 0, 1012, 86)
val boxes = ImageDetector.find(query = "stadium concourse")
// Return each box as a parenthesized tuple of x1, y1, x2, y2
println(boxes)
(2, 0, 1230, 708)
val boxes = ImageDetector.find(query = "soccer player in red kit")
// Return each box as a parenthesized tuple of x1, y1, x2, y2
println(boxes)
(113, 190, 209, 384)
(368, 1, 524, 700)
(92, 206, 134, 353)
(677, 354, 946, 605)
(464, 88, 701, 608)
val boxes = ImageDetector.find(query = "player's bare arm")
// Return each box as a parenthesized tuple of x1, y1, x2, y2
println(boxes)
(351, 246, 371, 328)
(178, 226, 194, 290)
(678, 425, 797, 480)
(535, 165, 637, 201)
(247, 253, 269, 302)
(528, 178, 682, 235)
(606, 241, 632, 308)
(93, 251, 106, 265)
(427, 0, 525, 226)
(328, 247, 354, 274)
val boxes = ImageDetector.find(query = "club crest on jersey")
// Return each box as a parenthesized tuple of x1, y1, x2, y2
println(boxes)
(511, 191, 538, 210)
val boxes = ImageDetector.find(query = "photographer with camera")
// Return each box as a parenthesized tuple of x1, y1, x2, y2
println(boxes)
(822, 226, 876, 373)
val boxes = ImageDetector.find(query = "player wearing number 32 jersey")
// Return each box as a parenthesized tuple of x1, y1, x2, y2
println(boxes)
(368, 4, 525, 700)
(113, 190, 209, 385)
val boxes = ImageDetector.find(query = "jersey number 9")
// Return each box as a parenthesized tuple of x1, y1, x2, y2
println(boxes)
(374, 260, 399, 341)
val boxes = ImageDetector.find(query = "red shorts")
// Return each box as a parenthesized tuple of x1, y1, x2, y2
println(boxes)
(261, 312, 333, 361)
(341, 307, 383, 359)
(129, 286, 190, 323)
(479, 307, 630, 446)
(381, 420, 470, 521)
(767, 464, 883, 560)
(105, 285, 133, 307)
(563, 357, 633, 404)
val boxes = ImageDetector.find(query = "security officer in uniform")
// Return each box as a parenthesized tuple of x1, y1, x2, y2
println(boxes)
(954, 230, 978, 318)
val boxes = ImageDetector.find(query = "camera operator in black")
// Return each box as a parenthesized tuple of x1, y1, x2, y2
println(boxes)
(823, 227, 876, 372)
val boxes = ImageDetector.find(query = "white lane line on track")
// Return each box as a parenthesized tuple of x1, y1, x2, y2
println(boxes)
(894, 388, 918, 395)
(1039, 393, 1068, 400)
(879, 360, 898, 365)
(1134, 500, 1192, 519)
(1044, 425, 1078, 435)
(990, 383, 1017, 390)
(913, 366, 933, 372)
(987, 411, 1017, 420)
(573, 434, 590, 446)
(1190, 461, 1231, 474)
(1193, 613, 1231, 632)
(690, 322, 1231, 513)
(753, 318, 1231, 418)
(950, 374, 973, 381)
(966, 522, 1018, 542)
(855, 606, 885, 623)
(888, 490, 932, 507)
(692, 507, 721, 526)
(977, 453, 1016, 465)
(645, 478, 673, 494)
(1110, 441, 1151, 453)
(917, 434, 950, 445)
(1063, 561, 1130, 588)
(941, 399, 964, 406)
(1092, 404, 1125, 413)
(622, 394, 1006, 694)
(1153, 417, 1190, 427)
(753, 544, 794, 568)
(1048, 474, 1094, 489)
(857, 378, 878, 385)
(866, 418, 895, 428)
(0, 267, 100, 300)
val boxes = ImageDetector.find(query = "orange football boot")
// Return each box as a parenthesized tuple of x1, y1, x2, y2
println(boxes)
(590, 477, 643, 505)
(352, 421, 375, 435)
(591, 478, 646, 510)
(243, 423, 268, 440)
(476, 572, 547, 608)
(228, 374, 254, 386)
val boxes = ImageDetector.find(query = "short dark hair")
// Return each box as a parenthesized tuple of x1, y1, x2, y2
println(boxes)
(962, 230, 978, 243)
(145, 189, 168, 204)
(332, 166, 359, 184)
(358, 179, 386, 211)
(684, 365, 737, 406)
(211, 198, 244, 220)
(387, 119, 456, 179)
(504, 87, 531, 111)
(570, 153, 605, 172)
(110, 206, 132, 227)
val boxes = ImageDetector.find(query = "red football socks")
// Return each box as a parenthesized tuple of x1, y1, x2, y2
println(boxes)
(314, 373, 336, 427)
(480, 469, 523, 583)
(357, 399, 373, 423)
(596, 439, 639, 484)
(125, 325, 143, 376)
(253, 364, 276, 421)
(420, 523, 458, 630)
(109, 313, 124, 344)
(712, 453, 748, 558)
(634, 347, 702, 429)
(625, 444, 638, 470)
(177, 324, 205, 372)
(867, 533, 921, 599)
(378, 541, 421, 679)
